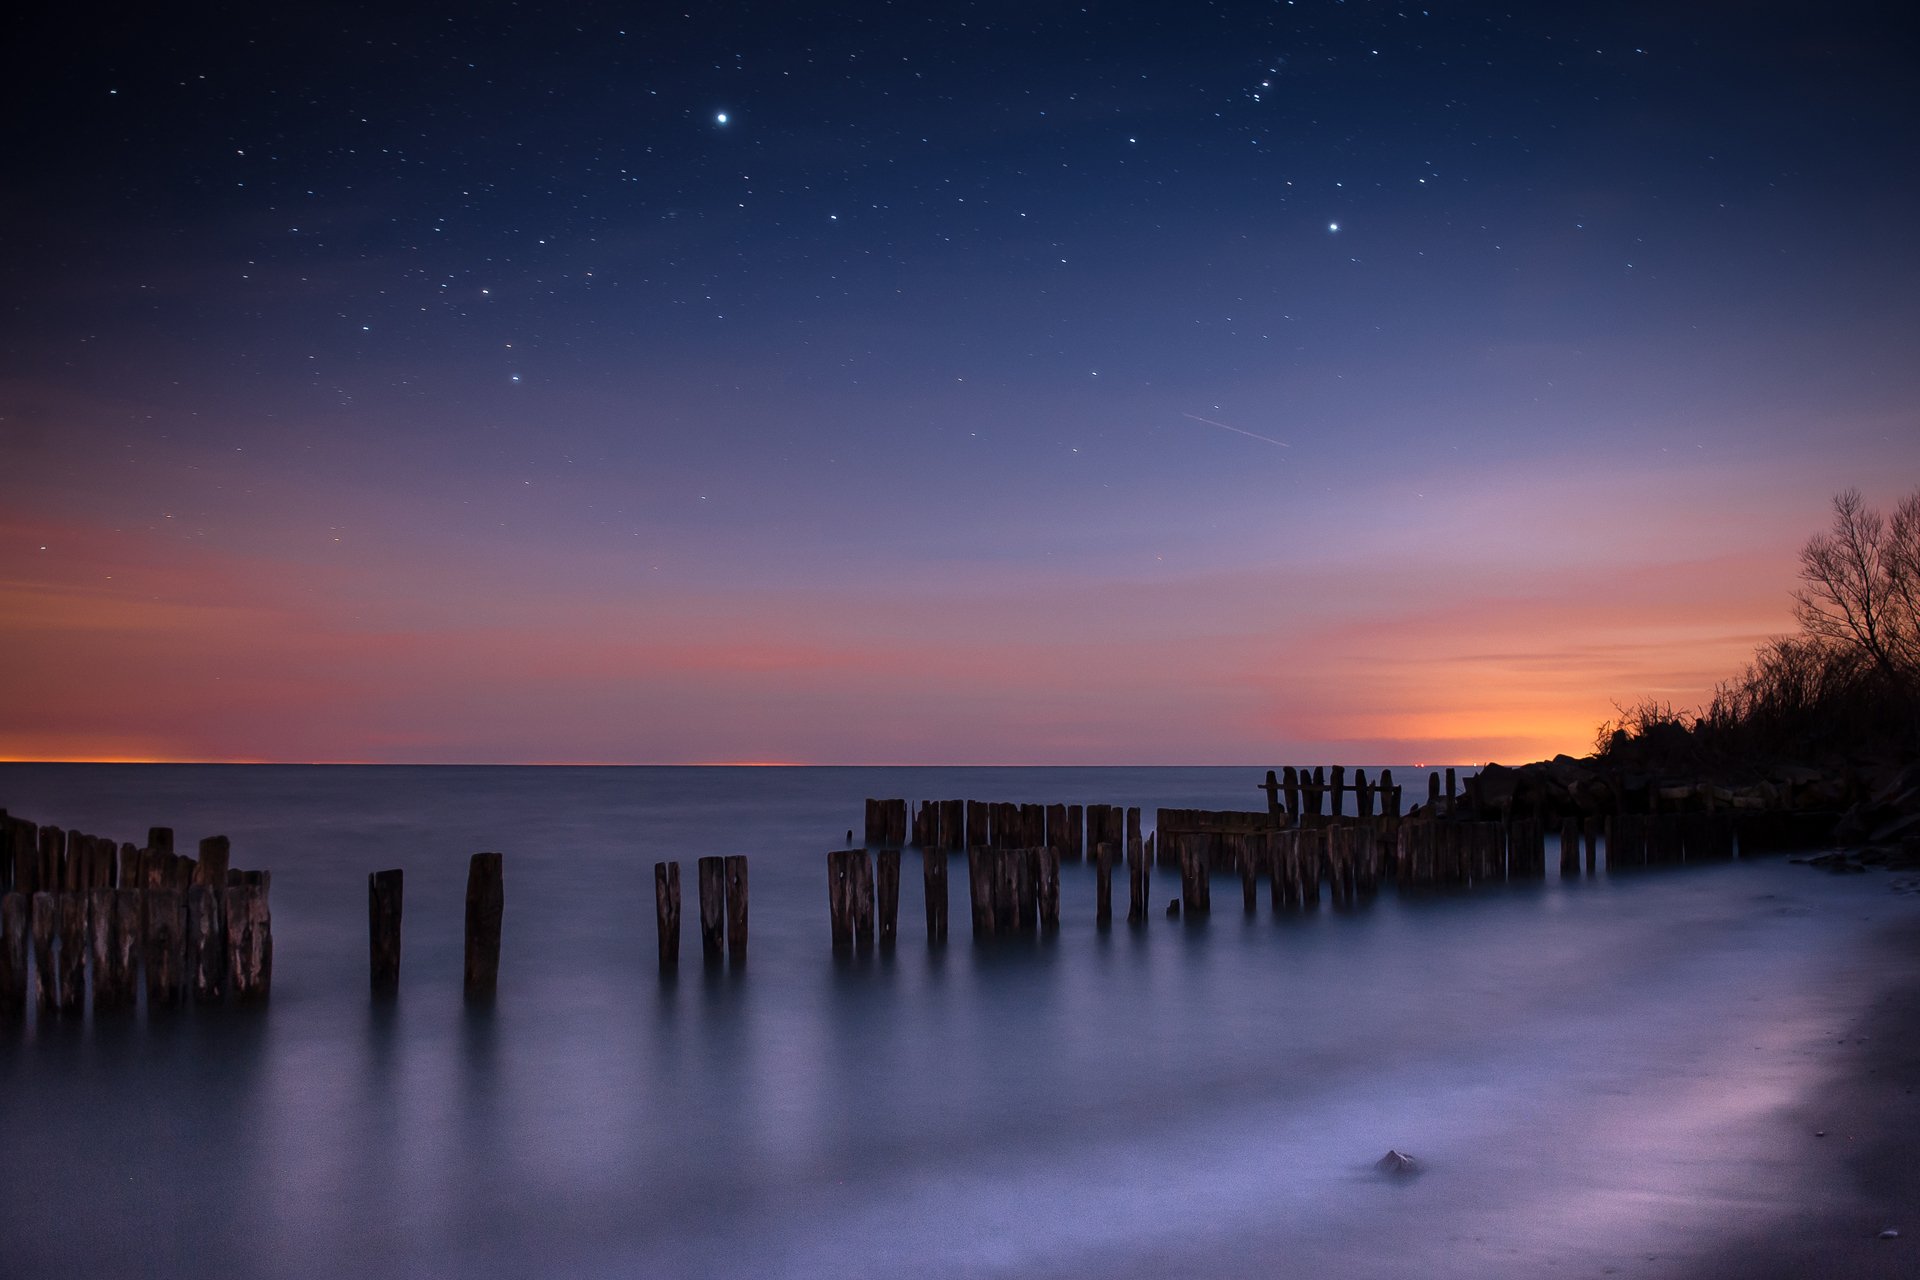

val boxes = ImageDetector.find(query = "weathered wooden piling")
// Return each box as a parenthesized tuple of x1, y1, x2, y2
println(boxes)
(30, 893, 57, 1012)
(654, 861, 681, 969)
(37, 827, 64, 898)
(1126, 836, 1146, 923)
(1036, 846, 1060, 931)
(56, 893, 86, 1012)
(1177, 835, 1211, 914)
(725, 855, 749, 960)
(1330, 766, 1347, 819)
(966, 801, 989, 850)
(144, 888, 186, 1007)
(225, 881, 272, 1000)
(1240, 838, 1259, 912)
(1045, 804, 1072, 860)
(187, 885, 226, 1004)
(107, 888, 140, 1008)
(1445, 768, 1457, 815)
(1282, 767, 1301, 821)
(1355, 768, 1374, 818)
(1094, 841, 1114, 925)
(1067, 804, 1084, 860)
(369, 869, 403, 994)
(829, 850, 861, 951)
(876, 848, 899, 948)
(963, 847, 986, 935)
(1559, 819, 1581, 877)
(923, 846, 948, 943)
(464, 852, 504, 998)
(697, 855, 726, 963)
(0, 893, 26, 1014)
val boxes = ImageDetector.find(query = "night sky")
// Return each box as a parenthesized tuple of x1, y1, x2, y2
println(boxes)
(5, 1, 1918, 764)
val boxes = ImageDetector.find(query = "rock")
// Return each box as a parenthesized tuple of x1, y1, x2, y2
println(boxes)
(1166, 898, 1181, 918)
(1376, 1149, 1419, 1175)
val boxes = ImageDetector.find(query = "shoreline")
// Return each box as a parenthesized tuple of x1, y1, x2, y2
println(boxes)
(1681, 903, 1920, 1279)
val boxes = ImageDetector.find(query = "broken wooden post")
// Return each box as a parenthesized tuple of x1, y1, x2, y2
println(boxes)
(1261, 770, 1283, 819)
(0, 893, 26, 1015)
(1282, 767, 1300, 821)
(187, 885, 226, 1004)
(828, 850, 857, 951)
(964, 847, 990, 936)
(1428, 772, 1441, 811)
(1445, 768, 1457, 815)
(725, 855, 749, 961)
(369, 869, 403, 995)
(1036, 846, 1060, 931)
(464, 852, 504, 998)
(654, 861, 681, 969)
(697, 855, 726, 963)
(144, 888, 186, 1007)
(30, 894, 57, 1012)
(225, 881, 272, 1000)
(1330, 766, 1347, 819)
(1177, 836, 1211, 914)
(1559, 819, 1581, 877)
(1240, 836, 1258, 912)
(1094, 841, 1114, 925)
(876, 848, 900, 948)
(1380, 768, 1397, 818)
(923, 846, 948, 944)
(1126, 836, 1146, 923)
(196, 836, 230, 890)
(852, 849, 875, 950)
(864, 799, 884, 848)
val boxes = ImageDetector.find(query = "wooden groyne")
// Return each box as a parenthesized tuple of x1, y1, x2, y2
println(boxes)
(0, 809, 271, 1020)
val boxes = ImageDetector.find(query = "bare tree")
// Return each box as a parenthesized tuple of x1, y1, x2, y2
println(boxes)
(1793, 487, 1920, 685)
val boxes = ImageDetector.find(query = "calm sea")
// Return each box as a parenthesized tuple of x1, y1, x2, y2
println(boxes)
(0, 764, 1904, 1278)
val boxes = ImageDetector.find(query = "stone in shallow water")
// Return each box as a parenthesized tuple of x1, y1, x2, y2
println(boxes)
(1376, 1149, 1419, 1175)
(1878, 1228, 1900, 1239)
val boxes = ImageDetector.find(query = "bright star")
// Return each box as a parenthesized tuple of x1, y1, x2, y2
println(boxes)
(1328, 222, 1339, 232)
(716, 112, 728, 125)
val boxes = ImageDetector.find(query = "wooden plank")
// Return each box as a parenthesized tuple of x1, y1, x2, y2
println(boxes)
(725, 855, 749, 961)
(369, 869, 403, 994)
(464, 852, 504, 998)
(697, 855, 726, 963)
(655, 861, 681, 969)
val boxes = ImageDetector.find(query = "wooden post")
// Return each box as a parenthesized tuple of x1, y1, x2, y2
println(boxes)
(725, 855, 749, 961)
(1330, 766, 1347, 819)
(225, 882, 272, 1000)
(1019, 804, 1044, 850)
(1045, 804, 1071, 860)
(55, 893, 85, 1013)
(37, 827, 64, 898)
(1559, 820, 1580, 877)
(1240, 835, 1258, 912)
(1066, 804, 1084, 860)
(965, 846, 992, 936)
(1428, 772, 1441, 812)
(144, 888, 186, 1007)
(1355, 768, 1373, 819)
(1036, 846, 1061, 931)
(107, 888, 140, 1009)
(697, 855, 726, 963)
(196, 836, 230, 889)
(1282, 767, 1300, 821)
(654, 861, 681, 969)
(876, 848, 899, 948)
(464, 852, 504, 998)
(966, 801, 989, 850)
(187, 885, 226, 1004)
(829, 850, 857, 952)
(1584, 817, 1599, 874)
(1261, 770, 1282, 819)
(1094, 841, 1114, 925)
(923, 847, 948, 944)
(864, 799, 884, 848)
(1299, 830, 1322, 908)
(1126, 836, 1146, 923)
(30, 894, 58, 1011)
(0, 893, 26, 1015)
(1380, 769, 1397, 819)
(1178, 836, 1211, 914)
(369, 869, 403, 995)
(852, 849, 875, 950)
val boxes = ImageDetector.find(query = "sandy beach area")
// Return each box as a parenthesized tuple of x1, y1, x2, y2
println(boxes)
(1683, 889, 1920, 1279)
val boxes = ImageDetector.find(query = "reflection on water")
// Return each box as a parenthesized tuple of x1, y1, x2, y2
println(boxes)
(0, 764, 1908, 1278)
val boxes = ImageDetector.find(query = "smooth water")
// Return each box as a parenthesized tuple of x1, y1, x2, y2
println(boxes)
(0, 765, 1906, 1278)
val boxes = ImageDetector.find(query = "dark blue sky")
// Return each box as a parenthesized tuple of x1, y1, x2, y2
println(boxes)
(5, 2, 1918, 763)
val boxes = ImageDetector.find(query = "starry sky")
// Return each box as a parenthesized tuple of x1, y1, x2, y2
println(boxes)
(4, 1, 1918, 765)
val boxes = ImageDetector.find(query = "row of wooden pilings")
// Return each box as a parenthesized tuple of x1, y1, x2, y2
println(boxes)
(367, 853, 754, 992)
(0, 811, 272, 1018)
